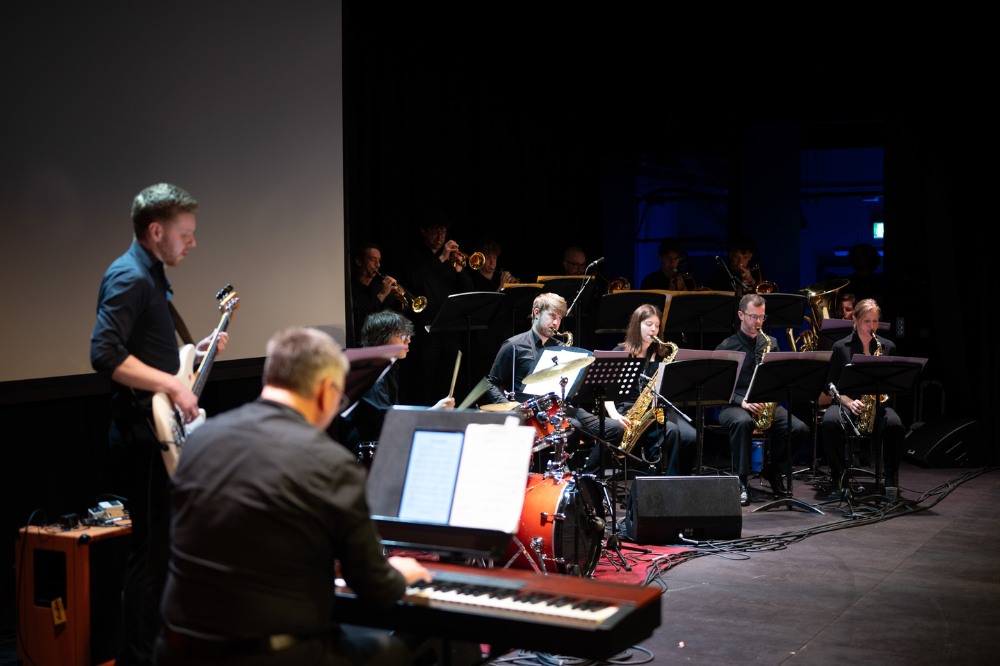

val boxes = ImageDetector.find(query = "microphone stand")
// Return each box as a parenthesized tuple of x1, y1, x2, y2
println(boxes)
(565, 273, 595, 348)
(640, 374, 693, 424)
(715, 255, 749, 294)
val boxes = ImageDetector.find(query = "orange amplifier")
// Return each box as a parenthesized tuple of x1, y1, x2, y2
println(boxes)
(15, 523, 132, 666)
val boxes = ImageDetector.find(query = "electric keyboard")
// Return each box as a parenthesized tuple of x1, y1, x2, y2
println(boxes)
(332, 561, 662, 659)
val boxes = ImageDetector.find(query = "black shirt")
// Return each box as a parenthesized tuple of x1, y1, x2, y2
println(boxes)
(486, 329, 562, 404)
(714, 328, 775, 405)
(90, 239, 179, 418)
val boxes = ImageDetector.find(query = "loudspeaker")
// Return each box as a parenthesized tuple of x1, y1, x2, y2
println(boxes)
(16, 524, 131, 666)
(904, 418, 984, 468)
(624, 476, 742, 545)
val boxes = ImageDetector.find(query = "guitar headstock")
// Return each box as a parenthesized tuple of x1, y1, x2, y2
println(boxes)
(216, 284, 240, 314)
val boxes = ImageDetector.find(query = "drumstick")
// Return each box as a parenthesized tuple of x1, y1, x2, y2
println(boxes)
(449, 350, 462, 398)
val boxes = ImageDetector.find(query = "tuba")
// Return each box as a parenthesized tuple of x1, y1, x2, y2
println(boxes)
(753, 328, 777, 430)
(857, 334, 889, 436)
(618, 336, 679, 454)
(787, 278, 849, 352)
(607, 276, 631, 293)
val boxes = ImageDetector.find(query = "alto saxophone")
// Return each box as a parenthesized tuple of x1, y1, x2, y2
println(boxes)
(618, 337, 679, 454)
(857, 334, 888, 436)
(753, 328, 776, 430)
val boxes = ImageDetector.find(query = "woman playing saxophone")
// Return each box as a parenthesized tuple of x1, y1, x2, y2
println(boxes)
(820, 298, 906, 495)
(583, 303, 696, 476)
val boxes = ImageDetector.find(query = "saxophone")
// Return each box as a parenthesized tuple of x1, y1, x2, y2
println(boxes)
(753, 328, 776, 430)
(857, 334, 888, 436)
(618, 337, 679, 454)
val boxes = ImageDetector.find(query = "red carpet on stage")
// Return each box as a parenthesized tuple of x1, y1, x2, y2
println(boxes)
(590, 543, 692, 585)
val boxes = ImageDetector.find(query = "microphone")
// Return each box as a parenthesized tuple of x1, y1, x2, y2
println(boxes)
(828, 383, 860, 436)
(585, 257, 605, 273)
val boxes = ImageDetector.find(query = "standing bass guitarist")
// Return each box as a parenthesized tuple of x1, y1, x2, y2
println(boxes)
(90, 183, 230, 666)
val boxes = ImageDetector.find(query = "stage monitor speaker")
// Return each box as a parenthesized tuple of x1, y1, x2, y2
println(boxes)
(624, 476, 742, 545)
(16, 523, 132, 666)
(904, 418, 984, 468)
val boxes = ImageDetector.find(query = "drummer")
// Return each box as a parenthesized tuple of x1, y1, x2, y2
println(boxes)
(484, 292, 624, 475)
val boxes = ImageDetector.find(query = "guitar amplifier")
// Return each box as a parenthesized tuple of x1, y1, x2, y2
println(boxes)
(15, 523, 132, 666)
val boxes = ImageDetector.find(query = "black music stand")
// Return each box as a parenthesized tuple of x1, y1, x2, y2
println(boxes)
(426, 292, 506, 394)
(818, 319, 891, 351)
(744, 351, 832, 515)
(661, 291, 736, 350)
(594, 290, 670, 334)
(659, 350, 743, 476)
(499, 283, 543, 338)
(835, 355, 926, 502)
(538, 276, 597, 345)
(571, 354, 653, 569)
(759, 293, 808, 340)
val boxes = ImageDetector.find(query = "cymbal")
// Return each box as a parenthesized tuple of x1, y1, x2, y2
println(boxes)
(798, 277, 849, 297)
(480, 401, 521, 412)
(522, 355, 595, 384)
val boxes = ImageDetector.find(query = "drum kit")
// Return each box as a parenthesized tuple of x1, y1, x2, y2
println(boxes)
(481, 355, 611, 576)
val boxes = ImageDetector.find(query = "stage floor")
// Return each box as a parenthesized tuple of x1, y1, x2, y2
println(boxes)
(487, 461, 1000, 665)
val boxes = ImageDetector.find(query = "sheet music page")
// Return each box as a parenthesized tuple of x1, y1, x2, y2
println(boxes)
(398, 430, 464, 524)
(522, 348, 591, 396)
(449, 418, 534, 533)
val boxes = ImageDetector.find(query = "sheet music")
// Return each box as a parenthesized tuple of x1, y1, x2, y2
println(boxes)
(399, 430, 464, 524)
(522, 348, 592, 396)
(449, 418, 534, 532)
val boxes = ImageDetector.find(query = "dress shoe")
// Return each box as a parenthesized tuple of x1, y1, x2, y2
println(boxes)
(738, 480, 750, 506)
(761, 465, 792, 498)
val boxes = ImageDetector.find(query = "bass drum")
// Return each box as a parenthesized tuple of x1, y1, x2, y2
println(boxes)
(506, 473, 606, 576)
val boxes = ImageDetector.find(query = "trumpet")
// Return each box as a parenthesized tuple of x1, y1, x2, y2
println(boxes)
(450, 249, 485, 270)
(376, 271, 427, 313)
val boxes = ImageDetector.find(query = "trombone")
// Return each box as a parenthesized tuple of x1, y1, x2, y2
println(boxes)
(376, 271, 427, 313)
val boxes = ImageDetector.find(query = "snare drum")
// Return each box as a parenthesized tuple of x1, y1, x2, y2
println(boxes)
(506, 472, 605, 576)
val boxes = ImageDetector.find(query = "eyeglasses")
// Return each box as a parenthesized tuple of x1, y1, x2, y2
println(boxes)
(741, 312, 767, 322)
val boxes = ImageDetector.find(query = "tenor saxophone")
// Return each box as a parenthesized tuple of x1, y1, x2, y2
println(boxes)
(753, 328, 776, 430)
(857, 334, 888, 436)
(617, 337, 679, 454)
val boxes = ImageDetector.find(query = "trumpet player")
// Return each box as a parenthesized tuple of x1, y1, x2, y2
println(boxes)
(820, 298, 905, 497)
(349, 242, 403, 338)
(398, 212, 475, 405)
(707, 234, 761, 295)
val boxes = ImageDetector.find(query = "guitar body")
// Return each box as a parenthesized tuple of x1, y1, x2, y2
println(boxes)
(153, 344, 206, 477)
(152, 285, 239, 477)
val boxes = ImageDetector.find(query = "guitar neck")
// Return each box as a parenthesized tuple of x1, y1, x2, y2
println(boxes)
(190, 311, 232, 398)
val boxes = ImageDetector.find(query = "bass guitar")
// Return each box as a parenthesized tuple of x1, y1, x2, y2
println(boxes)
(152, 284, 240, 476)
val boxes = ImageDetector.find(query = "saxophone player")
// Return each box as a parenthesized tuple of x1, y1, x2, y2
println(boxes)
(589, 304, 695, 476)
(715, 294, 811, 506)
(820, 298, 905, 496)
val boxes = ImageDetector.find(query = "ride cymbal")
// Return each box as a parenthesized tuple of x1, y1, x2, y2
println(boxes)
(522, 355, 595, 384)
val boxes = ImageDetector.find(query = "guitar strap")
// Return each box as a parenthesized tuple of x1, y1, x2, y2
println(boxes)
(169, 300, 196, 346)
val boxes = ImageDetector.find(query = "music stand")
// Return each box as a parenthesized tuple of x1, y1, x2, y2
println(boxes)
(744, 351, 832, 515)
(835, 354, 927, 499)
(594, 290, 671, 334)
(658, 350, 744, 476)
(537, 276, 598, 344)
(661, 291, 737, 349)
(759, 293, 808, 335)
(426, 292, 506, 393)
(571, 354, 653, 568)
(341, 344, 404, 409)
(499, 283, 543, 338)
(818, 319, 891, 351)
